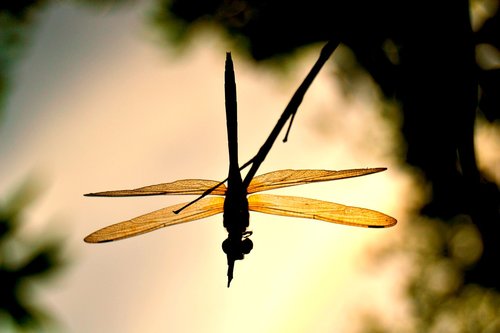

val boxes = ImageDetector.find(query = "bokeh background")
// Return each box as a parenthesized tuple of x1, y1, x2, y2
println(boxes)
(1, 1, 499, 332)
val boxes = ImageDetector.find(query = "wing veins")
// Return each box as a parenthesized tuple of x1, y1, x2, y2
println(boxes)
(85, 179, 227, 197)
(247, 168, 386, 194)
(84, 197, 225, 243)
(248, 193, 396, 228)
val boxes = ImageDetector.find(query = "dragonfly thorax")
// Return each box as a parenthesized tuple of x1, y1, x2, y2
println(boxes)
(222, 188, 250, 235)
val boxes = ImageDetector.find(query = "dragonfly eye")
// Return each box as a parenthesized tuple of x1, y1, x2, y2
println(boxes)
(241, 238, 253, 254)
(222, 238, 232, 255)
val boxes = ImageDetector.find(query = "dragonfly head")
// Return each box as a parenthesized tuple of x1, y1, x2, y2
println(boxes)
(222, 232, 253, 260)
(222, 232, 253, 287)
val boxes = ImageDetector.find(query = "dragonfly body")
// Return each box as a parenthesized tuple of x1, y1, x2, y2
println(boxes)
(222, 53, 253, 286)
(84, 52, 397, 287)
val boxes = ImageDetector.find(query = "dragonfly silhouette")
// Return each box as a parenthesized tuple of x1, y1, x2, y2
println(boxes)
(85, 46, 396, 287)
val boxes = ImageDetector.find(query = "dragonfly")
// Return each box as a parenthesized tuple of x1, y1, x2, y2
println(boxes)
(84, 46, 397, 287)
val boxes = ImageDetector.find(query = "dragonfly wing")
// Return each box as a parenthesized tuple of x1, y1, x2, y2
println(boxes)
(84, 197, 225, 243)
(248, 194, 396, 228)
(247, 168, 386, 194)
(85, 179, 227, 197)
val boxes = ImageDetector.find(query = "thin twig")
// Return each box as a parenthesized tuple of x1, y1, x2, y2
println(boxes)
(242, 40, 339, 187)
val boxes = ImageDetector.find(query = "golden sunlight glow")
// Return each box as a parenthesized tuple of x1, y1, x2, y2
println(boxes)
(0, 2, 413, 333)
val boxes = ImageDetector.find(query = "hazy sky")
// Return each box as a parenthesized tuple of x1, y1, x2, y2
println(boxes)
(0, 2, 411, 332)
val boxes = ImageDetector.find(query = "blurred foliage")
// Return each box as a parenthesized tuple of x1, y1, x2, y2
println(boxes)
(356, 216, 500, 333)
(0, 179, 65, 331)
(0, 0, 46, 121)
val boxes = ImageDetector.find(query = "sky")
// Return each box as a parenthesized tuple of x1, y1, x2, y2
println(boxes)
(0, 1, 417, 332)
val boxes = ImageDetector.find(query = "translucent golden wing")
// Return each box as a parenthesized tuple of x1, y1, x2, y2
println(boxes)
(247, 168, 386, 194)
(85, 179, 227, 197)
(84, 197, 225, 243)
(248, 194, 396, 228)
